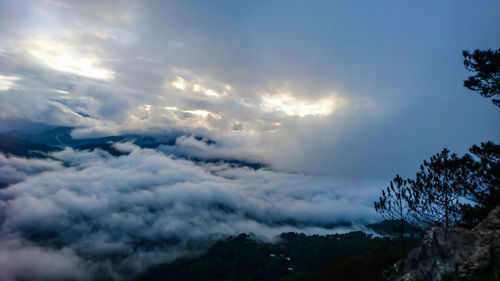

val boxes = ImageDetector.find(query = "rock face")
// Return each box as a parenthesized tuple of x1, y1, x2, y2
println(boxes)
(390, 205, 500, 281)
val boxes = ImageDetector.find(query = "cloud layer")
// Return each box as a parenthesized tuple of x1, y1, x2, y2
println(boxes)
(0, 0, 498, 182)
(0, 144, 377, 280)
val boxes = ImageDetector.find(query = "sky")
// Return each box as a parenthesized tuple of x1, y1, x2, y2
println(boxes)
(0, 1, 499, 280)
(0, 0, 499, 180)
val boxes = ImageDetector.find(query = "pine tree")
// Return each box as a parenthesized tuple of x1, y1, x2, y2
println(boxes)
(460, 141, 500, 228)
(374, 174, 412, 254)
(463, 49, 500, 108)
(410, 149, 475, 228)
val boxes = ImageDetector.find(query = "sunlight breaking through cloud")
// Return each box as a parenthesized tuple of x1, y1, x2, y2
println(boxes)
(23, 39, 114, 80)
(0, 75, 20, 91)
(170, 76, 187, 90)
(260, 93, 344, 117)
(168, 76, 225, 98)
(165, 106, 221, 119)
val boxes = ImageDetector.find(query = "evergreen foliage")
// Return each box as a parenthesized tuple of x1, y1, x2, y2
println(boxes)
(459, 141, 500, 228)
(463, 48, 500, 107)
(411, 149, 475, 228)
(374, 175, 413, 253)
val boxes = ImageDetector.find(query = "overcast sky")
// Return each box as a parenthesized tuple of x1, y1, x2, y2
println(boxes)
(1, 0, 499, 182)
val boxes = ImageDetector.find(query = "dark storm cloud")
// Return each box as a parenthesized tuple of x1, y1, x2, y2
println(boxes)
(0, 145, 377, 280)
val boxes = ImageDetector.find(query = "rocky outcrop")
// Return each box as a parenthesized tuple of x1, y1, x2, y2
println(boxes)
(389, 205, 500, 281)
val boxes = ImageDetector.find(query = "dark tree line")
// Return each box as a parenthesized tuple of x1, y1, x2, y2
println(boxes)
(135, 232, 416, 281)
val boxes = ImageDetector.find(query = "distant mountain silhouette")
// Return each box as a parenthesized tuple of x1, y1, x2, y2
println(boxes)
(2, 126, 267, 169)
(73, 143, 127, 156)
(366, 220, 420, 236)
(0, 134, 60, 158)
(0, 118, 54, 135)
(21, 126, 76, 147)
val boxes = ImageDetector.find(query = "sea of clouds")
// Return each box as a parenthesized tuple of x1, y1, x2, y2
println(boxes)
(0, 143, 378, 281)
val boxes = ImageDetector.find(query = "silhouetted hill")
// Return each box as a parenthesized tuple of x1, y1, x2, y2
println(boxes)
(366, 220, 421, 237)
(23, 126, 75, 146)
(7, 126, 125, 147)
(0, 134, 60, 158)
(5, 126, 190, 148)
(74, 143, 127, 156)
(0, 118, 54, 135)
(3, 126, 268, 169)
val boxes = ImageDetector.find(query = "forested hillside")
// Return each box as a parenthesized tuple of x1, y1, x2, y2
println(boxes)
(135, 232, 419, 281)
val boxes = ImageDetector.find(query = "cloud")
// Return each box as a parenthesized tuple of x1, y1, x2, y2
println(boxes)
(0, 145, 378, 280)
(158, 135, 257, 163)
(1, 0, 498, 184)
(0, 154, 61, 187)
(0, 235, 88, 281)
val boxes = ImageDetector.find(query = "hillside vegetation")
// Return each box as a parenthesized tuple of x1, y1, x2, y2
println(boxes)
(134, 231, 419, 281)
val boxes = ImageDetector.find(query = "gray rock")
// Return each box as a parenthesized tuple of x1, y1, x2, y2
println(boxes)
(389, 205, 500, 281)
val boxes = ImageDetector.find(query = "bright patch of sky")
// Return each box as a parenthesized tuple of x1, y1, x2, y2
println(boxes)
(25, 38, 114, 80)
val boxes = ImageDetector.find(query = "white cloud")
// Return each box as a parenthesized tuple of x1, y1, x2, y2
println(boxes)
(0, 146, 378, 280)
(0, 154, 62, 187)
(0, 235, 88, 281)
